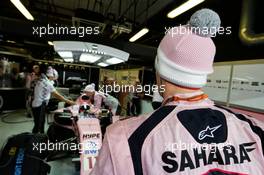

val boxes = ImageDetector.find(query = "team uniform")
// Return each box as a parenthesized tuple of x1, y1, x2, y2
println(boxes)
(92, 92, 264, 175)
(77, 82, 120, 115)
(32, 74, 55, 133)
(76, 92, 105, 109)
(93, 9, 264, 175)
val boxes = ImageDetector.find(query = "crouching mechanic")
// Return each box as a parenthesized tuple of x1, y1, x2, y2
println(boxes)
(32, 66, 75, 133)
(91, 9, 264, 175)
(77, 83, 119, 115)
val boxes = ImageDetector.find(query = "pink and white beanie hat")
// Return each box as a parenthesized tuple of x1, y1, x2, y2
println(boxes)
(155, 9, 221, 88)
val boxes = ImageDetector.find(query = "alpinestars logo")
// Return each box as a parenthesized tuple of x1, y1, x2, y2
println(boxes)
(162, 142, 256, 173)
(198, 125, 222, 140)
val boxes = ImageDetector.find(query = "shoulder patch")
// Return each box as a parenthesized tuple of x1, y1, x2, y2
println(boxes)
(178, 108, 228, 144)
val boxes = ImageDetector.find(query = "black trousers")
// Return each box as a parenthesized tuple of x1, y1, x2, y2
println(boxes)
(131, 97, 141, 116)
(32, 102, 46, 133)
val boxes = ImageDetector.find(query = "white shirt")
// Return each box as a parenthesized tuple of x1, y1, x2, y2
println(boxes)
(32, 74, 56, 107)
(152, 90, 163, 102)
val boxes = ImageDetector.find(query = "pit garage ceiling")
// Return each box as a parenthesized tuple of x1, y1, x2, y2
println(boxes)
(1, 0, 173, 25)
(0, 0, 173, 64)
(0, 0, 264, 65)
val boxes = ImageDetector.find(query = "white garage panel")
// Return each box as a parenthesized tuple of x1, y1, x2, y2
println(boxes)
(203, 65, 231, 103)
(229, 64, 264, 110)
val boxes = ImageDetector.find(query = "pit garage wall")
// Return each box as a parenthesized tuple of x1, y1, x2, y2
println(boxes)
(202, 59, 264, 119)
(99, 68, 143, 86)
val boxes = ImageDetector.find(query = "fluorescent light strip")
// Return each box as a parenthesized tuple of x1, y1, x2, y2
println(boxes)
(48, 41, 53, 46)
(58, 51, 73, 58)
(10, 0, 34, 21)
(129, 28, 149, 42)
(64, 58, 74, 62)
(7, 40, 16, 43)
(167, 0, 205, 19)
(106, 57, 124, 64)
(97, 62, 109, 67)
(80, 53, 101, 63)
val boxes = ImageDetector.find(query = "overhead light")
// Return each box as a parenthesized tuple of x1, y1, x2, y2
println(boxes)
(129, 28, 149, 42)
(7, 40, 16, 43)
(97, 62, 109, 67)
(10, 0, 34, 21)
(64, 58, 74, 62)
(106, 57, 124, 64)
(167, 0, 205, 18)
(53, 41, 129, 62)
(58, 51, 73, 58)
(80, 53, 101, 63)
(48, 41, 53, 46)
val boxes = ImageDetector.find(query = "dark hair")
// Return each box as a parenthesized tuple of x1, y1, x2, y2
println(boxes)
(12, 67, 18, 74)
(39, 64, 48, 74)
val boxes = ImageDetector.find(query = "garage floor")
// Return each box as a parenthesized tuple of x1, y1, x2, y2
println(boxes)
(0, 109, 79, 175)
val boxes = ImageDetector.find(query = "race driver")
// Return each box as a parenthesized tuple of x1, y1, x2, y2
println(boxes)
(91, 9, 264, 175)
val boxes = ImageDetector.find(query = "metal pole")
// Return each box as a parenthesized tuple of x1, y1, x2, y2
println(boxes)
(63, 71, 66, 85)
(141, 67, 144, 85)
(226, 65, 234, 107)
(88, 67, 91, 84)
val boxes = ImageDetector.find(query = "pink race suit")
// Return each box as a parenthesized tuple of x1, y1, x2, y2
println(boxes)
(92, 92, 264, 175)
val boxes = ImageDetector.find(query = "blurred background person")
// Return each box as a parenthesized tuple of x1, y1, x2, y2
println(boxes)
(0, 63, 4, 87)
(25, 64, 40, 118)
(104, 76, 119, 99)
(130, 79, 144, 116)
(10, 67, 21, 87)
(0, 61, 12, 87)
(77, 83, 106, 109)
(103, 76, 121, 115)
(46, 66, 59, 87)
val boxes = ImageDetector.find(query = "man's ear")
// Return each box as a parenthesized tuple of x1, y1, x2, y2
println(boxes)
(156, 72, 160, 86)
(156, 73, 165, 97)
(160, 77, 166, 97)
